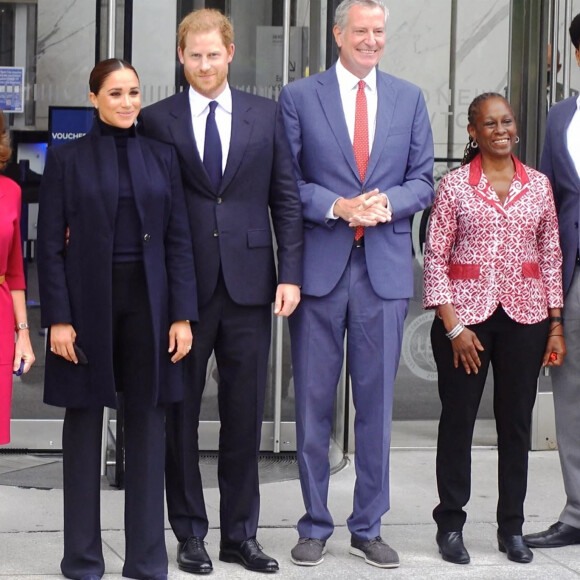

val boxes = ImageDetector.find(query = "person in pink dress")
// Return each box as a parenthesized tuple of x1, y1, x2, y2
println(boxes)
(0, 107, 35, 445)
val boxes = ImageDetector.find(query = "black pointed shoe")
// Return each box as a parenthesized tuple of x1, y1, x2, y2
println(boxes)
(497, 533, 533, 563)
(524, 521, 580, 548)
(219, 538, 279, 573)
(177, 536, 213, 574)
(435, 531, 470, 564)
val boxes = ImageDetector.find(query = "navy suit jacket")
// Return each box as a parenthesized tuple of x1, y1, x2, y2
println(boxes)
(139, 89, 303, 309)
(541, 95, 580, 295)
(278, 65, 434, 299)
(37, 123, 198, 408)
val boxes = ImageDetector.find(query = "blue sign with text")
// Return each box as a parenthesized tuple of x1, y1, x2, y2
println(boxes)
(0, 67, 24, 113)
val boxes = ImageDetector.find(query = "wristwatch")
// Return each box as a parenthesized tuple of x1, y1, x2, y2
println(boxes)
(16, 322, 30, 331)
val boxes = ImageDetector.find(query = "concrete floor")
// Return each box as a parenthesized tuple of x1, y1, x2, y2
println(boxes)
(1, 446, 578, 579)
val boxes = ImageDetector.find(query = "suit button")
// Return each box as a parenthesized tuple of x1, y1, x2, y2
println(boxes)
(143, 234, 151, 242)
(213, 230, 219, 237)
(217, 197, 223, 204)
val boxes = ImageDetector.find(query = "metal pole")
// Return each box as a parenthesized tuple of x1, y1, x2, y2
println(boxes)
(107, 0, 116, 58)
(446, 0, 458, 168)
(282, 0, 291, 86)
(550, 0, 559, 108)
(272, 1, 292, 454)
(563, 0, 572, 98)
(101, 0, 116, 476)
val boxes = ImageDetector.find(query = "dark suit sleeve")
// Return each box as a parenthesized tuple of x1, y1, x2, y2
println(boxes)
(382, 89, 434, 221)
(37, 146, 73, 327)
(164, 145, 199, 323)
(268, 105, 304, 286)
(278, 85, 343, 226)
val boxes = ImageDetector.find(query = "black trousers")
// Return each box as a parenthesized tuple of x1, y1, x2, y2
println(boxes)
(61, 262, 167, 580)
(165, 271, 271, 543)
(431, 306, 549, 536)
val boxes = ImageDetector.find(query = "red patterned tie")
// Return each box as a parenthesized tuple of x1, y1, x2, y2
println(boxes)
(353, 80, 368, 242)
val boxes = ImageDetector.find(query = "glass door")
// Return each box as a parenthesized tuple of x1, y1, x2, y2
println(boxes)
(4, 0, 97, 449)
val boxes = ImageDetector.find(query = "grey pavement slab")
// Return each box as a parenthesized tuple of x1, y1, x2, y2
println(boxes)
(0, 448, 578, 579)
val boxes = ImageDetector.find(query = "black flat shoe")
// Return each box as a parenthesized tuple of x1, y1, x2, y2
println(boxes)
(435, 531, 470, 564)
(498, 533, 533, 563)
(219, 538, 279, 573)
(177, 536, 213, 574)
(524, 521, 580, 548)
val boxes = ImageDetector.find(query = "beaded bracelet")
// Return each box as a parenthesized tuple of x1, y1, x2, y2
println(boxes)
(445, 322, 465, 340)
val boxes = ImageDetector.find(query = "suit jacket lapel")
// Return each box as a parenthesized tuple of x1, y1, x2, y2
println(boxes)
(316, 67, 361, 183)
(87, 127, 118, 231)
(221, 89, 253, 194)
(557, 100, 578, 180)
(166, 91, 215, 193)
(366, 72, 396, 182)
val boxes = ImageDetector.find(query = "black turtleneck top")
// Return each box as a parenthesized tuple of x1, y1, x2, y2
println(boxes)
(98, 118, 142, 263)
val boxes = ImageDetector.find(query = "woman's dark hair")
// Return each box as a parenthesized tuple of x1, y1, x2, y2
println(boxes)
(0, 108, 11, 172)
(89, 58, 139, 95)
(461, 92, 513, 166)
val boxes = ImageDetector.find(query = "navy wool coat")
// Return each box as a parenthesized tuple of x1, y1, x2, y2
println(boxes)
(37, 122, 198, 409)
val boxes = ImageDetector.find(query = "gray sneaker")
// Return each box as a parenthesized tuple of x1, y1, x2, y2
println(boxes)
(349, 536, 399, 568)
(291, 537, 327, 566)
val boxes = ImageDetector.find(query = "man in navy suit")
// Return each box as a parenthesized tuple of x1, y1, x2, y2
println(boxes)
(524, 14, 580, 550)
(139, 8, 303, 575)
(279, 0, 433, 568)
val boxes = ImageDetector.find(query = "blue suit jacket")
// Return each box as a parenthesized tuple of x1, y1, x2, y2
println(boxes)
(139, 89, 303, 309)
(541, 96, 580, 295)
(278, 65, 434, 299)
(38, 123, 198, 408)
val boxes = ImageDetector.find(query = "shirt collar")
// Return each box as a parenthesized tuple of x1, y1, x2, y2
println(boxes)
(468, 153, 530, 188)
(335, 59, 377, 93)
(188, 83, 233, 118)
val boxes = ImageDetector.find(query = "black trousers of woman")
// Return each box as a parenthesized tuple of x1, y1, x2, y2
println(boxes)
(60, 262, 167, 580)
(431, 305, 549, 536)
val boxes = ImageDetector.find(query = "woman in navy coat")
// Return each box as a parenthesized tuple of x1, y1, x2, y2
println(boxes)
(37, 59, 198, 580)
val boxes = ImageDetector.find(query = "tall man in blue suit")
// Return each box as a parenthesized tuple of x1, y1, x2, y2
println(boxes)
(139, 8, 303, 575)
(279, 0, 433, 568)
(524, 14, 580, 550)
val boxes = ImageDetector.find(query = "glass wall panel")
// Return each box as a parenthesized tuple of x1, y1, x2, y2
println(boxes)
(4, 0, 97, 448)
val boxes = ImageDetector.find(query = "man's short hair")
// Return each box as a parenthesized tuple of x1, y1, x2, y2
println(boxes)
(334, 0, 389, 30)
(178, 9, 234, 52)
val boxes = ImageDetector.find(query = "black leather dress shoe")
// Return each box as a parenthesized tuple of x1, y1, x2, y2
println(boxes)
(219, 538, 279, 572)
(524, 521, 580, 548)
(497, 533, 533, 563)
(435, 531, 470, 564)
(177, 536, 213, 575)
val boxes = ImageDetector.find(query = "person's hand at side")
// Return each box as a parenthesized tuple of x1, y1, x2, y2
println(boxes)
(274, 283, 301, 317)
(50, 323, 78, 363)
(169, 320, 193, 363)
(450, 328, 484, 374)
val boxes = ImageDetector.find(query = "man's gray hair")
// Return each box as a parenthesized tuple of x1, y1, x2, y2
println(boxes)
(334, 0, 389, 30)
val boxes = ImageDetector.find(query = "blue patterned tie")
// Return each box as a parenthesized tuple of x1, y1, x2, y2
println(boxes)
(203, 101, 222, 191)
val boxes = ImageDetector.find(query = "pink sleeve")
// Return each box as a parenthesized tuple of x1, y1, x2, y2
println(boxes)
(5, 184, 26, 291)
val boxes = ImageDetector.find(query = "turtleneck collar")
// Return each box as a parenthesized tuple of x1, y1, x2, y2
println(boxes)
(97, 117, 136, 138)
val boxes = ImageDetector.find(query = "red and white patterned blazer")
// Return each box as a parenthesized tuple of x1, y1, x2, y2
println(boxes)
(423, 155, 563, 325)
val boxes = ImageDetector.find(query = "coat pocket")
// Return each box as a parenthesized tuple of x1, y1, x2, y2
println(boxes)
(522, 262, 540, 278)
(448, 264, 480, 280)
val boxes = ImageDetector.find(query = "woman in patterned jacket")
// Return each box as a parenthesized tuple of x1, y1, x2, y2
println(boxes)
(423, 93, 565, 566)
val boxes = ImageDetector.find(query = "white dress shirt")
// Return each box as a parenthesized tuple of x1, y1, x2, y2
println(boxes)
(188, 84, 232, 174)
(327, 61, 388, 219)
(335, 58, 378, 151)
(567, 95, 580, 181)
